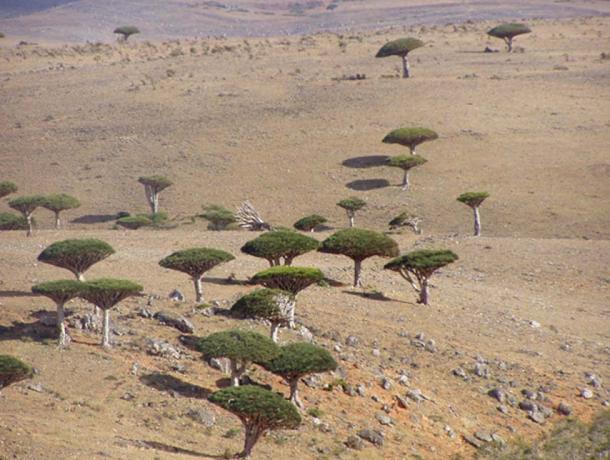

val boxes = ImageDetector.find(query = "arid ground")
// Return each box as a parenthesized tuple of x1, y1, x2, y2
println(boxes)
(0, 2, 609, 459)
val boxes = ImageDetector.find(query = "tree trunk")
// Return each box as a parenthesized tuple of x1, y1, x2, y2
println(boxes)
(287, 297, 296, 329)
(418, 278, 430, 305)
(402, 170, 410, 191)
(239, 424, 263, 459)
(473, 206, 481, 236)
(402, 53, 411, 78)
(102, 309, 111, 348)
(54, 211, 61, 229)
(409, 145, 417, 155)
(56, 302, 70, 347)
(76, 272, 85, 282)
(289, 379, 303, 409)
(347, 211, 354, 228)
(505, 37, 513, 52)
(152, 193, 159, 214)
(193, 277, 203, 303)
(230, 360, 246, 387)
(26, 214, 33, 237)
(353, 260, 362, 288)
(270, 322, 280, 343)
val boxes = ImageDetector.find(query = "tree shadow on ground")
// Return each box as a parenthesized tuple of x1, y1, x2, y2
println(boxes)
(70, 214, 117, 224)
(202, 276, 250, 286)
(140, 372, 212, 399)
(0, 315, 57, 342)
(342, 290, 400, 302)
(0, 290, 35, 298)
(346, 179, 390, 191)
(341, 155, 389, 168)
(125, 439, 225, 459)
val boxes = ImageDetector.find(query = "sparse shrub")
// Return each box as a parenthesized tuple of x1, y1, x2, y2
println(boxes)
(262, 343, 337, 409)
(384, 249, 458, 305)
(41, 193, 80, 229)
(0, 181, 17, 199)
(231, 288, 295, 342)
(38, 239, 115, 281)
(159, 248, 234, 302)
(337, 197, 366, 228)
(0, 355, 33, 389)
(389, 211, 422, 234)
(386, 155, 427, 191)
(376, 37, 424, 78)
(80, 278, 142, 347)
(209, 385, 301, 458)
(487, 23, 531, 52)
(307, 407, 324, 418)
(201, 205, 237, 230)
(293, 214, 327, 232)
(319, 228, 399, 287)
(457, 192, 489, 236)
(114, 26, 140, 41)
(0, 213, 28, 231)
(117, 215, 152, 229)
(382, 127, 438, 155)
(137, 175, 172, 214)
(241, 230, 319, 266)
(31, 280, 83, 346)
(197, 329, 279, 386)
(8, 195, 45, 236)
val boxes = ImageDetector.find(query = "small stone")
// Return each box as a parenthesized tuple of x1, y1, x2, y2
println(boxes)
(453, 367, 466, 378)
(27, 383, 43, 393)
(522, 389, 537, 400)
(529, 411, 546, 424)
(375, 413, 393, 426)
(425, 339, 437, 353)
(130, 363, 139, 376)
(168, 289, 185, 302)
(557, 402, 572, 415)
(580, 388, 594, 399)
(488, 388, 506, 403)
(519, 400, 537, 412)
(491, 434, 506, 445)
(497, 405, 509, 414)
(155, 311, 195, 334)
(463, 435, 483, 449)
(372, 348, 381, 357)
(415, 332, 425, 340)
(398, 375, 409, 386)
(356, 384, 366, 397)
(138, 307, 154, 318)
(298, 325, 314, 342)
(357, 428, 384, 446)
(406, 388, 424, 402)
(444, 425, 456, 438)
(381, 377, 392, 390)
(345, 435, 363, 450)
(333, 344, 342, 352)
(395, 395, 409, 409)
(209, 357, 230, 372)
(474, 363, 490, 379)
(121, 393, 135, 401)
(345, 335, 360, 347)
(602, 400, 609, 407)
(474, 431, 492, 442)
(529, 320, 541, 328)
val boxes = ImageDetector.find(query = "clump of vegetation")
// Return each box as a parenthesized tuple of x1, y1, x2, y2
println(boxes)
(0, 355, 33, 389)
(319, 228, 399, 287)
(293, 214, 327, 232)
(0, 181, 18, 199)
(41, 193, 80, 229)
(231, 288, 295, 342)
(457, 192, 490, 236)
(137, 176, 172, 214)
(389, 211, 422, 234)
(337, 197, 366, 228)
(384, 249, 458, 305)
(0, 213, 28, 231)
(386, 155, 427, 191)
(262, 343, 337, 409)
(114, 26, 140, 41)
(80, 278, 143, 348)
(382, 127, 438, 155)
(197, 329, 279, 386)
(487, 23, 531, 52)
(32, 280, 83, 347)
(38, 239, 115, 281)
(159, 248, 234, 302)
(241, 230, 319, 266)
(375, 37, 424, 78)
(117, 215, 152, 229)
(8, 195, 45, 236)
(201, 205, 237, 230)
(209, 385, 301, 458)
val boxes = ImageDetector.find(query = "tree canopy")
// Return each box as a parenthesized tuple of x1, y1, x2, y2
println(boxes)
(41, 193, 80, 213)
(79, 278, 143, 310)
(32, 280, 83, 305)
(8, 195, 45, 214)
(263, 343, 337, 380)
(293, 214, 327, 232)
(241, 230, 319, 266)
(38, 239, 115, 280)
(382, 128, 438, 152)
(251, 266, 324, 295)
(197, 329, 279, 364)
(337, 197, 366, 212)
(138, 175, 172, 192)
(0, 213, 28, 230)
(200, 205, 236, 230)
(0, 355, 33, 389)
(384, 249, 458, 274)
(319, 228, 399, 262)
(457, 191, 489, 208)
(231, 288, 294, 323)
(114, 26, 140, 39)
(386, 155, 427, 171)
(375, 37, 424, 57)
(117, 215, 152, 229)
(487, 23, 531, 39)
(159, 247, 234, 278)
(0, 181, 17, 199)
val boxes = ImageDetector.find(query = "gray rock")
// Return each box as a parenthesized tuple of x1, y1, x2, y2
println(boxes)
(453, 367, 467, 379)
(155, 311, 195, 334)
(27, 382, 43, 393)
(529, 411, 545, 424)
(519, 400, 537, 412)
(398, 375, 409, 386)
(138, 307, 154, 319)
(121, 392, 135, 401)
(491, 433, 506, 445)
(557, 402, 572, 415)
(168, 289, 185, 302)
(444, 425, 456, 438)
(425, 339, 437, 353)
(375, 413, 393, 426)
(488, 388, 506, 403)
(356, 384, 366, 397)
(357, 428, 384, 446)
(395, 395, 409, 409)
(345, 435, 364, 450)
(581, 388, 594, 399)
(406, 388, 424, 402)
(343, 384, 357, 397)
(186, 408, 216, 427)
(381, 377, 392, 390)
(474, 431, 493, 442)
(522, 389, 537, 400)
(463, 435, 483, 449)
(209, 357, 230, 373)
(497, 405, 509, 414)
(474, 363, 490, 379)
(415, 332, 425, 340)
(345, 335, 360, 347)
(146, 338, 181, 359)
(372, 348, 381, 357)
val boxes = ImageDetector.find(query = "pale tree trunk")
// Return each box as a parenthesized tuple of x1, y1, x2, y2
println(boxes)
(409, 145, 417, 155)
(418, 278, 429, 305)
(289, 379, 303, 409)
(402, 170, 410, 191)
(193, 277, 203, 303)
(26, 213, 33, 237)
(347, 211, 354, 228)
(56, 301, 70, 347)
(54, 211, 61, 229)
(287, 297, 296, 329)
(144, 185, 159, 214)
(401, 53, 411, 78)
(270, 322, 281, 343)
(240, 424, 263, 459)
(230, 360, 246, 387)
(102, 309, 111, 348)
(473, 206, 481, 236)
(505, 37, 513, 52)
(353, 260, 363, 288)
(76, 272, 85, 281)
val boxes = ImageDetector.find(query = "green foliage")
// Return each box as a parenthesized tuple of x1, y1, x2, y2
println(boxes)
(231, 288, 294, 322)
(200, 205, 236, 230)
(197, 329, 280, 364)
(241, 230, 319, 266)
(41, 193, 80, 213)
(319, 228, 399, 262)
(263, 343, 337, 380)
(293, 214, 327, 232)
(159, 247, 234, 278)
(0, 355, 33, 388)
(386, 155, 427, 170)
(80, 278, 143, 310)
(376, 37, 424, 57)
(307, 407, 324, 418)
(38, 239, 115, 278)
(382, 128, 438, 149)
(251, 266, 324, 294)
(114, 26, 140, 39)
(389, 211, 415, 229)
(0, 213, 28, 230)
(32, 280, 83, 305)
(8, 195, 45, 215)
(385, 249, 458, 274)
(137, 175, 172, 192)
(457, 192, 489, 208)
(487, 23, 531, 39)
(117, 215, 152, 229)
(337, 197, 366, 212)
(0, 181, 17, 199)
(210, 385, 301, 430)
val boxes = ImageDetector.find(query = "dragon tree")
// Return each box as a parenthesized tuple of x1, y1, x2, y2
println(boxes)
(114, 26, 140, 41)
(389, 211, 422, 234)
(382, 127, 438, 155)
(8, 195, 45, 236)
(386, 155, 427, 191)
(375, 37, 424, 78)
(487, 23, 531, 52)
(319, 228, 398, 287)
(457, 192, 489, 236)
(32, 280, 83, 347)
(0, 355, 33, 389)
(41, 193, 80, 229)
(293, 214, 327, 232)
(201, 205, 237, 230)
(337, 197, 366, 228)
(0, 181, 17, 199)
(241, 230, 319, 266)
(384, 249, 458, 305)
(38, 239, 115, 281)
(138, 175, 172, 215)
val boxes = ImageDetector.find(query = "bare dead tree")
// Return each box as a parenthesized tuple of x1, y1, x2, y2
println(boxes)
(236, 201, 272, 231)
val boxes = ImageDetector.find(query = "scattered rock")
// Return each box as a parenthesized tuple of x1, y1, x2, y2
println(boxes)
(345, 435, 364, 450)
(345, 335, 360, 347)
(474, 431, 493, 442)
(395, 395, 409, 409)
(557, 402, 572, 416)
(381, 377, 392, 390)
(138, 307, 154, 319)
(497, 405, 509, 414)
(453, 367, 467, 379)
(27, 382, 43, 393)
(491, 433, 506, 445)
(425, 339, 437, 353)
(580, 388, 594, 399)
(186, 408, 216, 427)
(529, 411, 545, 424)
(488, 388, 506, 403)
(519, 400, 537, 412)
(529, 320, 541, 328)
(357, 428, 384, 446)
(372, 348, 381, 357)
(463, 435, 483, 449)
(398, 375, 409, 386)
(155, 311, 195, 334)
(406, 388, 424, 402)
(298, 325, 314, 342)
(375, 413, 393, 426)
(146, 338, 181, 359)
(168, 289, 185, 302)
